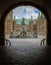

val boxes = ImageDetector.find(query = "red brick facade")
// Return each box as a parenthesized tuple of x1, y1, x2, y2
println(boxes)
(5, 11, 47, 38)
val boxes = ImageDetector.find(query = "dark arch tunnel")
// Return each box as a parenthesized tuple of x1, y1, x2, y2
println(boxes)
(0, 1, 51, 45)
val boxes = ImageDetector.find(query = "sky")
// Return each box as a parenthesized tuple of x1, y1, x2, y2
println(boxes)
(13, 6, 40, 19)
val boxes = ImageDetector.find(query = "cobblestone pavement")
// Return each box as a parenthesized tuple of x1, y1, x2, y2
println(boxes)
(0, 38, 51, 65)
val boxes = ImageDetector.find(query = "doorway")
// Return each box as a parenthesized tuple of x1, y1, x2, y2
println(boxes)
(5, 6, 47, 46)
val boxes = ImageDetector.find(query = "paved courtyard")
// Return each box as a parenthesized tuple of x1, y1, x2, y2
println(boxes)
(0, 38, 51, 65)
(8, 38, 46, 46)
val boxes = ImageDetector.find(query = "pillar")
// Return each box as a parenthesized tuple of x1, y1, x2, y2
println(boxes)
(0, 18, 4, 45)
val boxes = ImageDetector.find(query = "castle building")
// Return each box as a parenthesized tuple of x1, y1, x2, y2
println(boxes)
(5, 11, 13, 38)
(5, 11, 47, 38)
(37, 12, 47, 37)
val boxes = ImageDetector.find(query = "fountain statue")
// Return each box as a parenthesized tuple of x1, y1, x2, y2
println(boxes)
(20, 18, 27, 38)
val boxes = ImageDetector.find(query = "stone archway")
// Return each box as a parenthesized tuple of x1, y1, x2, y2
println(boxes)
(0, 1, 50, 45)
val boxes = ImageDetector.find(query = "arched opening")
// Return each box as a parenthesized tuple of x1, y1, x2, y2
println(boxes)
(0, 1, 51, 64)
(0, 1, 49, 45)
(4, 5, 47, 46)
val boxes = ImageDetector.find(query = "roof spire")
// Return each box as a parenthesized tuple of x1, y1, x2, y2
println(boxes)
(21, 18, 25, 25)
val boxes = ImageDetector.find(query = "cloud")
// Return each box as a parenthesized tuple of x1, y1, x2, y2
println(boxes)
(13, 6, 40, 19)
(16, 16, 18, 19)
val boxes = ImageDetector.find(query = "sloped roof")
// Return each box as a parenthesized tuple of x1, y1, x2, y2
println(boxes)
(15, 19, 34, 25)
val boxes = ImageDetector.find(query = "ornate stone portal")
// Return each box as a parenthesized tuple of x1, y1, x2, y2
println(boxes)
(20, 18, 27, 38)
(19, 18, 37, 38)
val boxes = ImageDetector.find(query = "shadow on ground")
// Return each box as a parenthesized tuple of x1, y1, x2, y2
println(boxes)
(0, 39, 51, 65)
